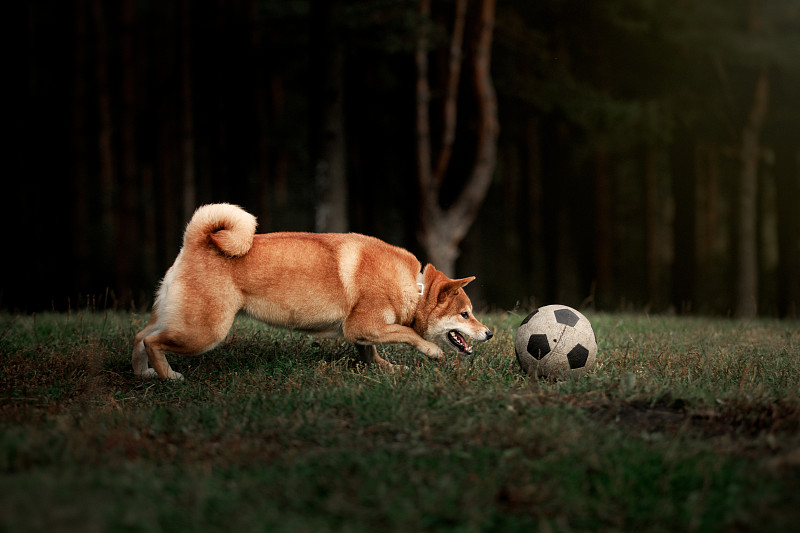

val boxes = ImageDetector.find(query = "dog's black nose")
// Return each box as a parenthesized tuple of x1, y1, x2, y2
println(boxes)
(485, 330, 493, 340)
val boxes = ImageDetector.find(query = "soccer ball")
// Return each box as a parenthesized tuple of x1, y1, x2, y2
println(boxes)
(514, 305, 598, 378)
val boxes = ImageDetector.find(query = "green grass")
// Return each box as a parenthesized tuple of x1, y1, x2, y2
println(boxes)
(1, 310, 799, 532)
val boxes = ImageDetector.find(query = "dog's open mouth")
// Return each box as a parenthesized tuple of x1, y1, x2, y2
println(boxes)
(447, 330, 473, 355)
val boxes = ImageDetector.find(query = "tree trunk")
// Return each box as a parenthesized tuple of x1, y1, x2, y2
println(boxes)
(181, 0, 196, 221)
(140, 164, 158, 295)
(251, 0, 271, 230)
(774, 141, 800, 318)
(118, 0, 137, 306)
(704, 143, 720, 259)
(432, 0, 467, 187)
(522, 116, 543, 300)
(310, 0, 348, 233)
(593, 149, 613, 308)
(313, 44, 348, 233)
(157, 4, 179, 271)
(415, 0, 498, 277)
(272, 75, 289, 209)
(93, 0, 116, 277)
(736, 67, 769, 319)
(72, 0, 90, 292)
(643, 144, 660, 309)
(670, 135, 696, 313)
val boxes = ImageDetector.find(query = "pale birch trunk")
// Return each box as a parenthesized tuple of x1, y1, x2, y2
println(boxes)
(415, 0, 498, 277)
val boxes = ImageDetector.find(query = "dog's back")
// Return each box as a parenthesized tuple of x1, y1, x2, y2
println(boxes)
(235, 232, 421, 335)
(158, 205, 421, 336)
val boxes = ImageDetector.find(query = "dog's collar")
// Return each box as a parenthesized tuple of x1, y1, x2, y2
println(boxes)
(416, 272, 425, 296)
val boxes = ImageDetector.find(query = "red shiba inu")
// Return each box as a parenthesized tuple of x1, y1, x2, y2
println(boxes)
(133, 203, 493, 379)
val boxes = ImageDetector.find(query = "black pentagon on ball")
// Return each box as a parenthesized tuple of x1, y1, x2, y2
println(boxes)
(554, 308, 579, 327)
(520, 309, 539, 326)
(567, 344, 590, 369)
(527, 334, 551, 360)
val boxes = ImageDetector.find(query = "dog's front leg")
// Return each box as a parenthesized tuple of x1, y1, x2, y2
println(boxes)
(345, 321, 444, 361)
(388, 327, 444, 360)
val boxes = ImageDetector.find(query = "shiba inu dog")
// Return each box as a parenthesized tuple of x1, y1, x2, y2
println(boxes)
(133, 203, 493, 379)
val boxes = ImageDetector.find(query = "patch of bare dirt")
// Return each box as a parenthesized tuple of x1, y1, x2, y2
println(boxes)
(554, 390, 800, 444)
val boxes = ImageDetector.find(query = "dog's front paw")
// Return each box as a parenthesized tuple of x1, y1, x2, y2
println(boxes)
(138, 368, 159, 379)
(423, 344, 445, 361)
(167, 370, 185, 381)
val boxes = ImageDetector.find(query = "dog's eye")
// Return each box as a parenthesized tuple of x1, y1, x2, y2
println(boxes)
(460, 312, 469, 319)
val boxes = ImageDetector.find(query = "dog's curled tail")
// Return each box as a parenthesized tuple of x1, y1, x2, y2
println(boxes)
(183, 203, 257, 257)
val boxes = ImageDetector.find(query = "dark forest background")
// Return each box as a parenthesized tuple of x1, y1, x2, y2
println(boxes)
(6, 0, 800, 317)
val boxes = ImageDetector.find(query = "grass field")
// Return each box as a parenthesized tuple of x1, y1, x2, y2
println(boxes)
(1, 310, 799, 532)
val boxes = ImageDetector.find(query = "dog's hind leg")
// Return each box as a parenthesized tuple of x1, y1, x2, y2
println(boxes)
(140, 332, 187, 381)
(140, 328, 223, 381)
(137, 311, 235, 380)
(132, 318, 158, 377)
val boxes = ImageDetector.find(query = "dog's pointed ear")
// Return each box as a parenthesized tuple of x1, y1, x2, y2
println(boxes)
(437, 276, 475, 303)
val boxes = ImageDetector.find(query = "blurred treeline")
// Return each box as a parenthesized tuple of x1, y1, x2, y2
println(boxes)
(6, 0, 800, 317)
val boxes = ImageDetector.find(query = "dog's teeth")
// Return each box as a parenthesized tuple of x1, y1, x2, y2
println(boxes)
(448, 331, 471, 352)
